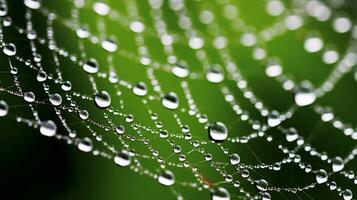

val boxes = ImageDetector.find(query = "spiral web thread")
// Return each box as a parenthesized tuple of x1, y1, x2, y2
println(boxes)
(0, 0, 356, 199)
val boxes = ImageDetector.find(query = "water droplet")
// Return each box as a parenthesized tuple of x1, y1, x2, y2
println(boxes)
(94, 90, 111, 108)
(40, 120, 57, 137)
(76, 27, 90, 38)
(24, 91, 36, 103)
(211, 187, 230, 200)
(0, 5, 8, 17)
(331, 157, 344, 172)
(267, 111, 281, 127)
(36, 70, 47, 82)
(129, 21, 145, 33)
(206, 68, 224, 83)
(3, 43, 16, 56)
(115, 125, 125, 135)
(172, 64, 189, 78)
(160, 130, 169, 138)
(61, 81, 72, 91)
(0, 100, 9, 117)
(265, 62, 282, 77)
(79, 109, 89, 120)
(255, 179, 268, 191)
(93, 1, 110, 16)
(77, 137, 93, 152)
(294, 82, 316, 107)
(342, 189, 353, 200)
(162, 92, 179, 110)
(229, 153, 240, 165)
(261, 192, 271, 200)
(133, 82, 148, 96)
(101, 38, 118, 52)
(49, 93, 62, 106)
(304, 36, 323, 53)
(315, 169, 328, 184)
(83, 58, 99, 74)
(286, 128, 298, 142)
(114, 150, 131, 166)
(208, 122, 228, 142)
(158, 170, 175, 186)
(24, 0, 41, 9)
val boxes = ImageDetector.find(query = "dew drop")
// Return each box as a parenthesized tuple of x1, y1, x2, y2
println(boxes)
(294, 82, 316, 107)
(49, 93, 62, 106)
(162, 92, 179, 110)
(304, 36, 323, 53)
(211, 187, 230, 200)
(83, 58, 99, 74)
(115, 125, 125, 135)
(93, 1, 110, 16)
(24, 91, 36, 103)
(101, 38, 118, 53)
(342, 189, 353, 200)
(61, 81, 72, 91)
(0, 100, 9, 117)
(229, 153, 240, 165)
(267, 111, 281, 127)
(172, 64, 189, 78)
(206, 68, 224, 83)
(114, 150, 131, 166)
(94, 90, 111, 108)
(315, 169, 328, 184)
(24, 0, 41, 9)
(78, 109, 89, 120)
(331, 156, 344, 172)
(76, 27, 90, 38)
(40, 120, 57, 137)
(36, 70, 47, 82)
(3, 43, 16, 56)
(0, 5, 8, 16)
(77, 137, 93, 152)
(286, 128, 299, 142)
(133, 82, 148, 96)
(208, 122, 228, 142)
(255, 179, 268, 191)
(158, 170, 175, 186)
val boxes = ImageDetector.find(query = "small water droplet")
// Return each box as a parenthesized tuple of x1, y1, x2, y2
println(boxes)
(255, 179, 268, 191)
(115, 125, 125, 135)
(162, 92, 179, 109)
(229, 153, 240, 165)
(40, 120, 57, 137)
(83, 58, 99, 74)
(331, 157, 344, 172)
(315, 169, 328, 184)
(172, 64, 189, 78)
(77, 137, 93, 152)
(133, 82, 148, 96)
(114, 150, 131, 166)
(286, 128, 299, 142)
(211, 187, 230, 200)
(158, 170, 175, 186)
(94, 90, 111, 108)
(78, 109, 89, 120)
(49, 93, 62, 106)
(24, 91, 36, 103)
(208, 122, 228, 142)
(0, 100, 9, 117)
(3, 43, 16, 56)
(267, 111, 281, 127)
(294, 82, 316, 106)
(206, 68, 224, 83)
(101, 38, 118, 52)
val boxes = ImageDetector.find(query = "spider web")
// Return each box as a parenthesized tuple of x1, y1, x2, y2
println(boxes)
(0, 0, 356, 199)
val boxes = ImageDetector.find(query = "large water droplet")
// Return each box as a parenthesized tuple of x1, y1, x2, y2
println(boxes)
(342, 189, 353, 200)
(133, 82, 148, 96)
(294, 82, 316, 107)
(158, 170, 175, 186)
(94, 90, 111, 108)
(286, 128, 299, 142)
(162, 92, 179, 109)
(101, 38, 118, 53)
(229, 153, 240, 165)
(211, 187, 230, 200)
(255, 179, 268, 191)
(24, 0, 41, 9)
(49, 93, 62, 106)
(0, 100, 9, 117)
(24, 91, 36, 103)
(40, 120, 57, 137)
(77, 137, 93, 152)
(208, 122, 228, 142)
(3, 43, 16, 56)
(83, 58, 99, 74)
(331, 156, 344, 172)
(206, 68, 224, 83)
(114, 150, 131, 166)
(267, 111, 281, 127)
(172, 64, 189, 78)
(315, 169, 328, 184)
